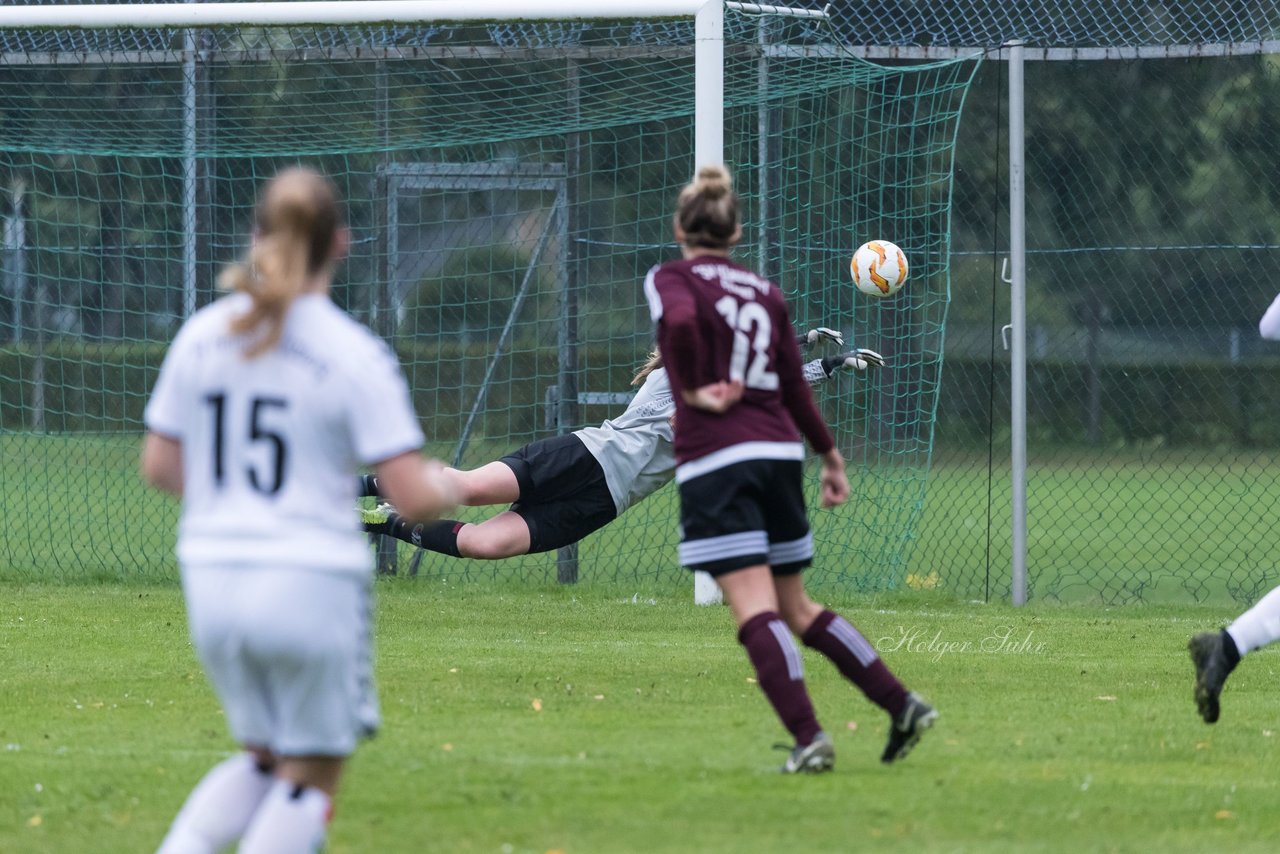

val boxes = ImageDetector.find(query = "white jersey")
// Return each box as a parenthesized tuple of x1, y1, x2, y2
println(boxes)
(573, 358, 832, 515)
(144, 292, 424, 575)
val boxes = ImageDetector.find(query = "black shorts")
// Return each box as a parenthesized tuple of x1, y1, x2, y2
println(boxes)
(500, 433, 618, 554)
(677, 458, 813, 577)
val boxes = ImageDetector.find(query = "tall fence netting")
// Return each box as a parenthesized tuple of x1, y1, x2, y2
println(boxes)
(8, 1, 1280, 605)
(0, 9, 974, 591)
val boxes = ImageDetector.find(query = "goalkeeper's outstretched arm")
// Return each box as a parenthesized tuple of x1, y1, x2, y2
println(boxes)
(800, 350, 886, 385)
(797, 326, 886, 384)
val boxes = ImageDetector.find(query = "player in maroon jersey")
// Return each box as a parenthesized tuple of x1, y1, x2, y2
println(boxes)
(646, 164, 937, 773)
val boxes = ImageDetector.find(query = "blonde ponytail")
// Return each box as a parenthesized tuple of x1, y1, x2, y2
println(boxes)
(221, 167, 341, 358)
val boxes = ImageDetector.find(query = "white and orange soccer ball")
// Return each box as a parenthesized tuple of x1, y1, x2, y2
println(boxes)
(850, 240, 909, 298)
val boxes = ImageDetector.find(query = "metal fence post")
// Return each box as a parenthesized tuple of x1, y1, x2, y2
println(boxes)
(1008, 39, 1027, 607)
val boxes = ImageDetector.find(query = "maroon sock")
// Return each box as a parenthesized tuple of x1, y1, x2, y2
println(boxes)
(738, 611, 822, 747)
(802, 609, 907, 718)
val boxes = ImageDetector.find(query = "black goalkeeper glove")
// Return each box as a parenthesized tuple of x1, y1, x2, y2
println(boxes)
(820, 348, 886, 377)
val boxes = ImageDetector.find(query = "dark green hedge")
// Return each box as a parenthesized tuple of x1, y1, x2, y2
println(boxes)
(937, 359, 1280, 448)
(0, 341, 166, 433)
(0, 340, 644, 439)
(5, 340, 1279, 448)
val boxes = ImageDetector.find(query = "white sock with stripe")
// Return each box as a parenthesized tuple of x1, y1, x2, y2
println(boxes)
(238, 779, 331, 854)
(155, 753, 273, 854)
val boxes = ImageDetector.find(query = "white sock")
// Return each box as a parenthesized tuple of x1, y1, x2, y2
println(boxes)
(238, 779, 331, 854)
(156, 753, 274, 854)
(1227, 584, 1280, 655)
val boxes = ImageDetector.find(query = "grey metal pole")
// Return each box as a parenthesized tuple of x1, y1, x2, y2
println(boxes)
(373, 60, 398, 577)
(756, 16, 782, 285)
(1008, 40, 1028, 606)
(7, 180, 43, 431)
(5, 182, 25, 344)
(557, 59, 583, 585)
(181, 20, 197, 318)
(31, 189, 45, 432)
(756, 18, 769, 277)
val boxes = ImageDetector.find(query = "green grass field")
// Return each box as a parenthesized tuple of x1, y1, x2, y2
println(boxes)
(7, 433, 1280, 608)
(4, 581, 1280, 853)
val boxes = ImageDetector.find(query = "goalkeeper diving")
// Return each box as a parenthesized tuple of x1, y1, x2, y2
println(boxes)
(360, 328, 884, 560)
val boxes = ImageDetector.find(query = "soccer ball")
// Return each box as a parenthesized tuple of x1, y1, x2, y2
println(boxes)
(850, 240, 909, 298)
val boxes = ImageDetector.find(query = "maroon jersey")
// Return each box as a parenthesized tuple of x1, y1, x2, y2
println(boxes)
(645, 255, 835, 474)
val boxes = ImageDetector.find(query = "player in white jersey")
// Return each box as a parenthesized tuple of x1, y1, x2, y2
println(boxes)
(360, 330, 883, 560)
(1188, 290, 1280, 724)
(141, 168, 454, 854)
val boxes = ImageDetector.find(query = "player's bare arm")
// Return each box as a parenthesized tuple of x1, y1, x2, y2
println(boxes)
(140, 432, 183, 497)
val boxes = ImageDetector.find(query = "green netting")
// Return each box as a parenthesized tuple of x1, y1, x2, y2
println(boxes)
(0, 10, 978, 589)
(935, 55, 1280, 607)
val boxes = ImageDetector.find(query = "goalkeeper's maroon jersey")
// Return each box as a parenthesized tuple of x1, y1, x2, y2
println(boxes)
(645, 254, 834, 473)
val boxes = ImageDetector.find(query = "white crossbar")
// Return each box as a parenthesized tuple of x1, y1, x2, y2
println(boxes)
(0, 1, 827, 29)
(725, 2, 829, 19)
(0, 1, 706, 28)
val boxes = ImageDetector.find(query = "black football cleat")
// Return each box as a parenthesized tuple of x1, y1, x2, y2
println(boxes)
(882, 692, 938, 764)
(1189, 631, 1233, 724)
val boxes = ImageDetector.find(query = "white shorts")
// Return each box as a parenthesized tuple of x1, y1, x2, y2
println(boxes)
(181, 565, 379, 757)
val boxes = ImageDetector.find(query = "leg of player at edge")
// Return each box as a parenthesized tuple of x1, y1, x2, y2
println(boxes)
(1189, 583, 1280, 723)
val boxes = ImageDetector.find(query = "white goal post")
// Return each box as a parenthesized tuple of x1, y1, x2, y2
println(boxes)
(0, 0, 828, 605)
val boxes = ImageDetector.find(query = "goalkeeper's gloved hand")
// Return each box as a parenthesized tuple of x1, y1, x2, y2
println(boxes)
(821, 348, 886, 377)
(799, 326, 845, 348)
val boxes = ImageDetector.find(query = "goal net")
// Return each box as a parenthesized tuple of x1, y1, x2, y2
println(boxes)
(0, 2, 979, 590)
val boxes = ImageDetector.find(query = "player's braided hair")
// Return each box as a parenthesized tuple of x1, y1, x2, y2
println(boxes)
(675, 163, 739, 251)
(220, 167, 343, 358)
